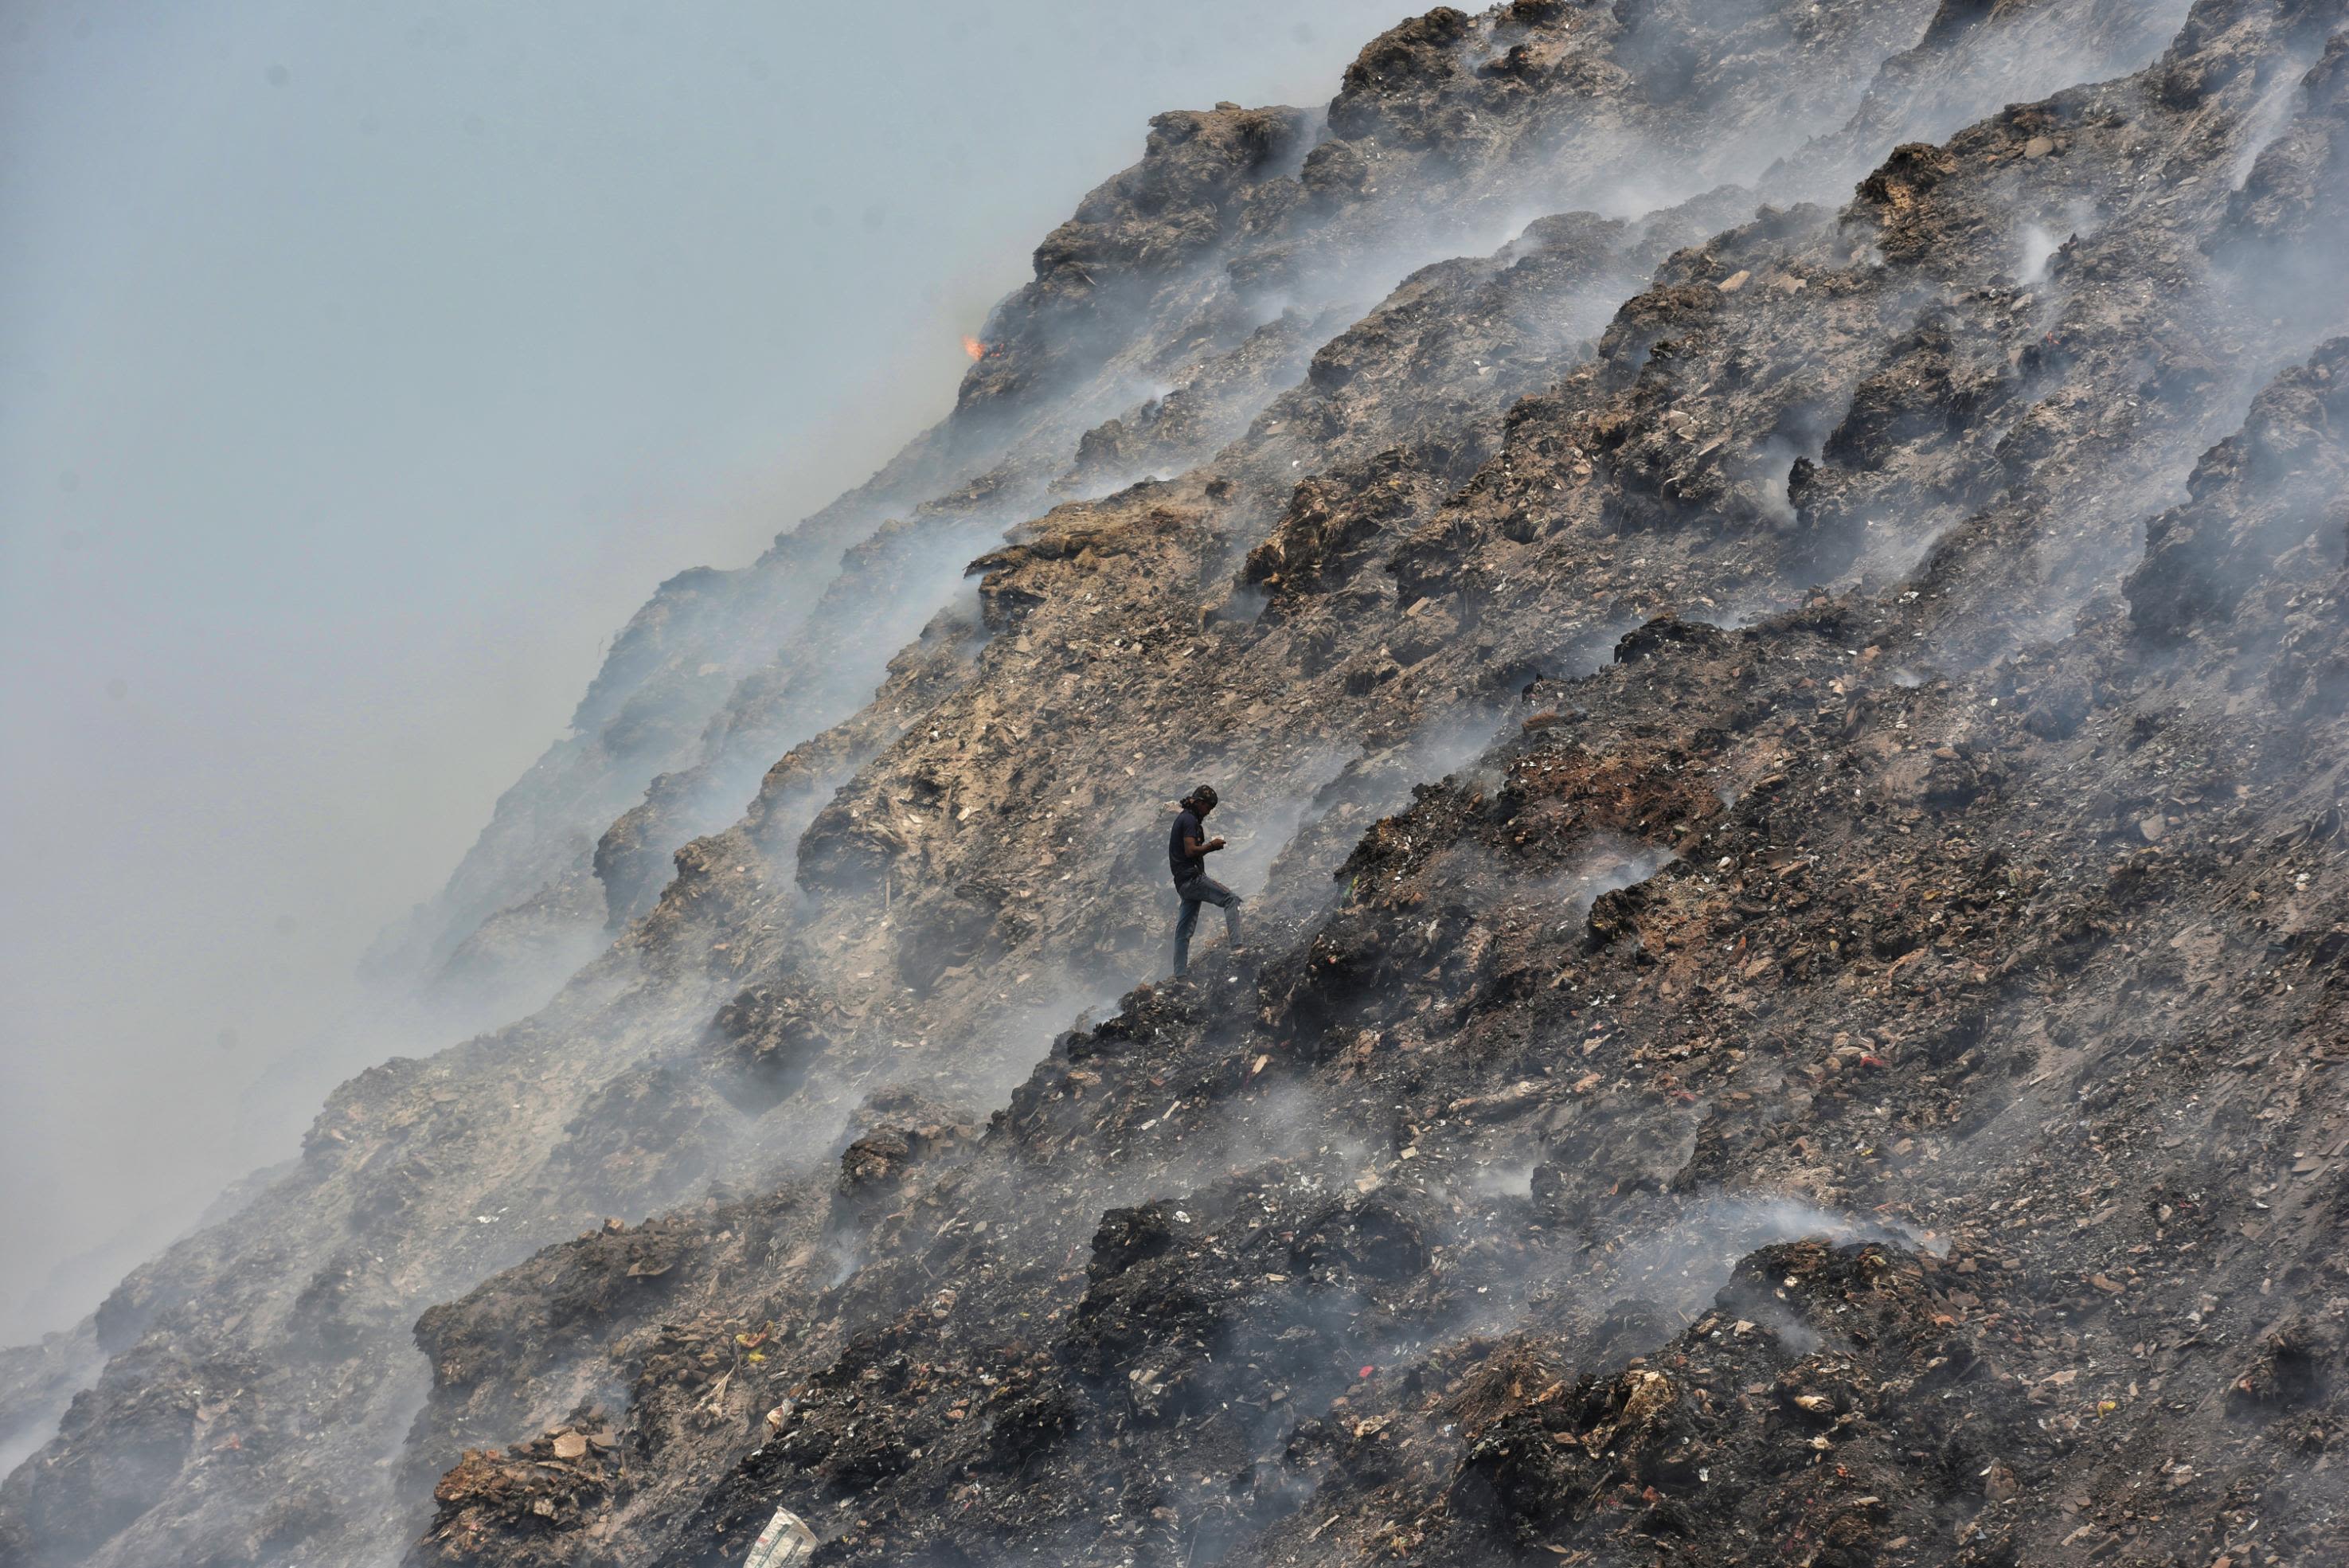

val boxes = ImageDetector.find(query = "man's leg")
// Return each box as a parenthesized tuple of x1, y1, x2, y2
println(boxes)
(1193, 877, 1241, 951)
(1172, 892, 1202, 976)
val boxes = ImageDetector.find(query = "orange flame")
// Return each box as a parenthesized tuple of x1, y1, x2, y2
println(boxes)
(961, 334, 986, 361)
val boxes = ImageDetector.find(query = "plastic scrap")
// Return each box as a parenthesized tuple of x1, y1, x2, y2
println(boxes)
(744, 1506, 817, 1568)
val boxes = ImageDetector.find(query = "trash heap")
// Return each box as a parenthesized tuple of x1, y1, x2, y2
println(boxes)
(8, 2, 2349, 1567)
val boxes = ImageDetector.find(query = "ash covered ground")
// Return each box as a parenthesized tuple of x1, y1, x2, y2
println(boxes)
(8, 2, 2349, 1566)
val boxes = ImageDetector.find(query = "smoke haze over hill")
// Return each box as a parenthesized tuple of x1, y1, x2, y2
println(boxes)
(0, 0, 1392, 1346)
(6, 2, 2349, 1565)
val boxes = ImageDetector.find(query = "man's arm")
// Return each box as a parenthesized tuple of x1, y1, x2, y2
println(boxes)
(1182, 834, 1226, 859)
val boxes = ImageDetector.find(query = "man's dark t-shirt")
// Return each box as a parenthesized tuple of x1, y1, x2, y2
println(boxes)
(1169, 809, 1206, 884)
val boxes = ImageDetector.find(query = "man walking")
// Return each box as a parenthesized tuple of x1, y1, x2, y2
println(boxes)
(1168, 784, 1240, 977)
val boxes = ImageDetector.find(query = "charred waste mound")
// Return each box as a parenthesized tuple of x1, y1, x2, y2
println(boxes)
(7, 2, 2349, 1566)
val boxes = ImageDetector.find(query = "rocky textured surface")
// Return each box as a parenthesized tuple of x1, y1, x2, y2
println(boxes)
(7, 2, 2349, 1566)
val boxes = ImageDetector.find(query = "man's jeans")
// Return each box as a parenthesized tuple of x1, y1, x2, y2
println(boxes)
(1171, 874, 1241, 976)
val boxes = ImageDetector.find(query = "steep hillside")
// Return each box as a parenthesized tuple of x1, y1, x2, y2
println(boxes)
(6, 2, 2345, 1566)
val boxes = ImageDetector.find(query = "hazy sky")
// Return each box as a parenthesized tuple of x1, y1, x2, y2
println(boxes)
(0, 0, 1393, 1343)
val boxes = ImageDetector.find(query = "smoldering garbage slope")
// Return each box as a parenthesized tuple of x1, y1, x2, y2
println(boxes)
(8, 2, 2349, 1567)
